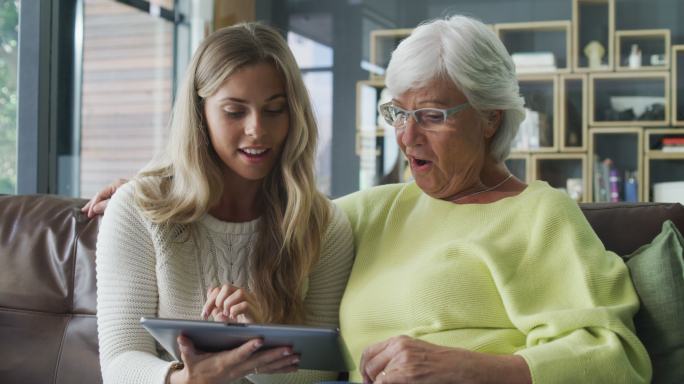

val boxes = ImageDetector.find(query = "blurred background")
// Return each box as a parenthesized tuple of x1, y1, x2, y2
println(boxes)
(1, 0, 682, 201)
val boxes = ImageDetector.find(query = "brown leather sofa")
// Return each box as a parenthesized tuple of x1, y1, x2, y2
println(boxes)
(1, 194, 683, 384)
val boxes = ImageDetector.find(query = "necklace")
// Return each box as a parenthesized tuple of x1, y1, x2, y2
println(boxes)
(451, 173, 513, 203)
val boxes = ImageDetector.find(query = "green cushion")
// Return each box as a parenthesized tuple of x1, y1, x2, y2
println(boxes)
(625, 220, 684, 384)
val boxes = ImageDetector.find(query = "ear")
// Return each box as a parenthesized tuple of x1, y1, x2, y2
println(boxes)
(483, 110, 503, 139)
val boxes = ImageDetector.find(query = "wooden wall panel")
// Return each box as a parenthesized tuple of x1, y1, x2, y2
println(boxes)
(80, 0, 172, 198)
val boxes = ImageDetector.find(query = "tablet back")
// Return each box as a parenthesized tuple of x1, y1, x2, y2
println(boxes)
(141, 317, 354, 372)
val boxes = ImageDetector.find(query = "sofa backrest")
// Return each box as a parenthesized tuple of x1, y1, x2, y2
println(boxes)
(0, 195, 100, 384)
(1, 194, 683, 383)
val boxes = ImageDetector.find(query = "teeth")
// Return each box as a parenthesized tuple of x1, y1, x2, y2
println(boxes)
(242, 148, 267, 155)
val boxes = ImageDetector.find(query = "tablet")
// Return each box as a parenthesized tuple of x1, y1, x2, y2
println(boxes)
(140, 317, 354, 372)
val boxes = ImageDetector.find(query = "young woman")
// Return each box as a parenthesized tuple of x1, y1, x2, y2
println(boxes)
(94, 23, 353, 384)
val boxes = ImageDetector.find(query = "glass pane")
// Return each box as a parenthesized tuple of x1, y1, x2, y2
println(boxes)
(288, 31, 334, 195)
(80, 0, 173, 198)
(151, 0, 174, 10)
(302, 71, 333, 195)
(0, 0, 19, 194)
(288, 31, 333, 69)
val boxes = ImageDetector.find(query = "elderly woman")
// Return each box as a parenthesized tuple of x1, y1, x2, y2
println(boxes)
(336, 15, 651, 384)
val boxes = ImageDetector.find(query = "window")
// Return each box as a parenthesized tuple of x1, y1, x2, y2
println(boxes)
(79, 0, 173, 197)
(0, 1, 19, 194)
(288, 31, 334, 195)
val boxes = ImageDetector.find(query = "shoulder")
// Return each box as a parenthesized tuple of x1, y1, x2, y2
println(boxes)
(334, 183, 412, 224)
(514, 181, 600, 245)
(524, 181, 586, 220)
(102, 181, 145, 226)
(321, 203, 354, 257)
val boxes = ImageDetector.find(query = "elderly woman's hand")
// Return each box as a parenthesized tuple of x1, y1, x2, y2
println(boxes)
(360, 335, 531, 384)
(81, 178, 128, 218)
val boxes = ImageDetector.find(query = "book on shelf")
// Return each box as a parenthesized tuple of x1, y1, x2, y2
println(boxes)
(661, 137, 684, 152)
(593, 156, 638, 202)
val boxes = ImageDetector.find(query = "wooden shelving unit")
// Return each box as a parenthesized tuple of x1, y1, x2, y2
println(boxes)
(515, 75, 560, 152)
(369, 29, 412, 80)
(615, 29, 670, 72)
(673, 45, 684, 126)
(589, 72, 670, 127)
(572, 0, 615, 72)
(495, 21, 571, 74)
(505, 153, 531, 183)
(356, 0, 683, 202)
(532, 153, 589, 202)
(589, 127, 643, 202)
(560, 74, 588, 151)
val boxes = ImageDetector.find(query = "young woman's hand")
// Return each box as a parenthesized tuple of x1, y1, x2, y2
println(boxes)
(168, 335, 300, 384)
(81, 178, 128, 218)
(202, 284, 263, 323)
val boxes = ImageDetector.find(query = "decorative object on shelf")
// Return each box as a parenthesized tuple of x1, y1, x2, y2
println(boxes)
(512, 108, 540, 150)
(609, 167, 621, 202)
(584, 40, 605, 69)
(650, 54, 666, 66)
(615, 29, 671, 71)
(653, 181, 684, 204)
(566, 178, 584, 202)
(593, 156, 612, 202)
(628, 44, 642, 68)
(609, 96, 666, 120)
(624, 171, 639, 202)
(593, 155, 639, 203)
(511, 52, 557, 73)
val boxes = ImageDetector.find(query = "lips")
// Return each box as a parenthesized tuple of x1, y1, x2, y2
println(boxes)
(239, 147, 270, 161)
(408, 155, 432, 172)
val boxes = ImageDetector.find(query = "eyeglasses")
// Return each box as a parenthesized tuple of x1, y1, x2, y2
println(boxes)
(378, 101, 470, 132)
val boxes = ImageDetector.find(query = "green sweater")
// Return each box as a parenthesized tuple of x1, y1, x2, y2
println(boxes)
(336, 181, 651, 383)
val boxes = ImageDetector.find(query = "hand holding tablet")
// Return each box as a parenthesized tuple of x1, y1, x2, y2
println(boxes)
(141, 317, 354, 372)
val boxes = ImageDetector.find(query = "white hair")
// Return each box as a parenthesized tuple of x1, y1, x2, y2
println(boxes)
(385, 15, 526, 162)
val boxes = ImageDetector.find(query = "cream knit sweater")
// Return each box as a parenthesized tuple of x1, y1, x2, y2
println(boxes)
(96, 183, 354, 384)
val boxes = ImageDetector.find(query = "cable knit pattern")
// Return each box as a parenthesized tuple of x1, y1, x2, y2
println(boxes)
(336, 181, 652, 383)
(96, 182, 354, 384)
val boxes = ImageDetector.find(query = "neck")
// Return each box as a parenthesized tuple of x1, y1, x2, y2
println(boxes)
(481, 157, 512, 185)
(209, 174, 263, 222)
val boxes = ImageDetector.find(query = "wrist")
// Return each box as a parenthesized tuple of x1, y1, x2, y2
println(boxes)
(167, 361, 185, 384)
(478, 353, 531, 384)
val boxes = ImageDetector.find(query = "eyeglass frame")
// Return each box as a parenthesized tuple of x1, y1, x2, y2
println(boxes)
(378, 101, 471, 132)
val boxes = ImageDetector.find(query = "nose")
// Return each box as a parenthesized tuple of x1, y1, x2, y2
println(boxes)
(398, 114, 423, 147)
(244, 111, 265, 138)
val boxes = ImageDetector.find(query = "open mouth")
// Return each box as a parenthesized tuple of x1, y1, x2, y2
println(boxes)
(410, 156, 432, 170)
(239, 148, 270, 159)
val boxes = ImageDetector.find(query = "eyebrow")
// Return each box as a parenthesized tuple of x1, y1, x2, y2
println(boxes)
(217, 93, 287, 103)
(392, 99, 450, 108)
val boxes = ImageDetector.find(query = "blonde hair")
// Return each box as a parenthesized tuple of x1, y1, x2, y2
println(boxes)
(134, 22, 330, 324)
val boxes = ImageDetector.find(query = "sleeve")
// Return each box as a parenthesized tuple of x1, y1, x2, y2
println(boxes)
(248, 203, 355, 384)
(502, 191, 652, 383)
(95, 184, 174, 384)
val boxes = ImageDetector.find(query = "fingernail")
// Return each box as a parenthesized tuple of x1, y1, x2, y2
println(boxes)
(282, 350, 291, 356)
(254, 340, 263, 349)
(291, 357, 299, 364)
(201, 310, 207, 319)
